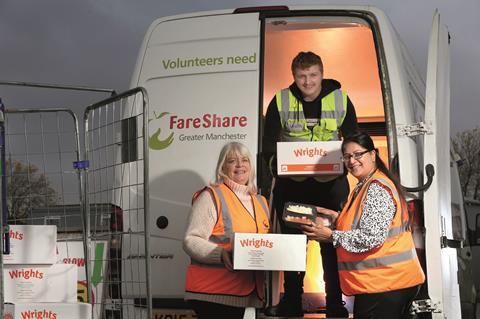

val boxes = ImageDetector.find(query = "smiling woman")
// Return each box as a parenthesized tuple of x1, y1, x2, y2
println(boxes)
(215, 142, 256, 193)
(303, 131, 425, 319)
(222, 152, 251, 185)
(183, 141, 270, 319)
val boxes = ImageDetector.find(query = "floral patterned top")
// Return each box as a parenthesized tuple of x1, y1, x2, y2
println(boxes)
(332, 181, 396, 253)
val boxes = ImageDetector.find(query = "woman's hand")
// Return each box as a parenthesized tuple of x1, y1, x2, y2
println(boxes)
(316, 207, 339, 223)
(221, 248, 234, 271)
(302, 220, 333, 242)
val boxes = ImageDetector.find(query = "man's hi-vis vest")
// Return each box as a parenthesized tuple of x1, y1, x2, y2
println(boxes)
(276, 88, 347, 142)
(275, 88, 347, 182)
(335, 171, 425, 295)
(185, 183, 270, 298)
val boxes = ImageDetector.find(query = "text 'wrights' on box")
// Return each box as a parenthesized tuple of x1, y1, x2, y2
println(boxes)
(4, 264, 78, 303)
(233, 233, 307, 271)
(3, 302, 92, 319)
(277, 141, 343, 176)
(4, 225, 57, 265)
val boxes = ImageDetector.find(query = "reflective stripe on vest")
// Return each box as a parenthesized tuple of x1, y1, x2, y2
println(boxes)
(276, 88, 347, 142)
(338, 248, 417, 271)
(255, 193, 269, 218)
(335, 171, 425, 295)
(208, 185, 269, 245)
(185, 183, 270, 298)
(208, 186, 233, 244)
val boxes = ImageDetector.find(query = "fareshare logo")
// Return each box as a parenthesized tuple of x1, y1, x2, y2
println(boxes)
(149, 111, 249, 151)
(149, 111, 174, 150)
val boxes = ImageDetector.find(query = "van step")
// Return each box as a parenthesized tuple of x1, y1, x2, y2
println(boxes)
(258, 315, 350, 319)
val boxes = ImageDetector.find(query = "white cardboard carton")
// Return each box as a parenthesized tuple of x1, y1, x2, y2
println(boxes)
(4, 225, 57, 265)
(233, 233, 307, 271)
(277, 141, 344, 176)
(4, 264, 77, 303)
(57, 240, 108, 319)
(3, 303, 92, 319)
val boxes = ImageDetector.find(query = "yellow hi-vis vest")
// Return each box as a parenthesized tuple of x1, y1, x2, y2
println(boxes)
(276, 88, 347, 142)
(185, 183, 270, 298)
(335, 171, 425, 295)
(275, 88, 347, 182)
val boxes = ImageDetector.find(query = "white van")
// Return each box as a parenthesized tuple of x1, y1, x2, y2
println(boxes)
(119, 5, 480, 318)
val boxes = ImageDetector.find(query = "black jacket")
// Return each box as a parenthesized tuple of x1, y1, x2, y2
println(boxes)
(262, 79, 358, 172)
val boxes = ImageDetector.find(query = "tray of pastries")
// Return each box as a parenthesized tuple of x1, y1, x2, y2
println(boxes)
(282, 202, 333, 229)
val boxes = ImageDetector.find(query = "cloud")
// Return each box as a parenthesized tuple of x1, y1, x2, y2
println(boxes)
(0, 0, 478, 132)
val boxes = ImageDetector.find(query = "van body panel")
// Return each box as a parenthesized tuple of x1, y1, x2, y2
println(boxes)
(423, 12, 459, 318)
(129, 12, 261, 298)
(374, 14, 422, 190)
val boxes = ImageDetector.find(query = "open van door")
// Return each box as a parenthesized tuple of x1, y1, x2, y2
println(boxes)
(127, 11, 262, 299)
(422, 11, 461, 318)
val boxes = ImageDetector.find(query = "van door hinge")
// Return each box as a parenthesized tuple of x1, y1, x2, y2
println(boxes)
(440, 236, 463, 248)
(410, 299, 442, 314)
(397, 122, 433, 137)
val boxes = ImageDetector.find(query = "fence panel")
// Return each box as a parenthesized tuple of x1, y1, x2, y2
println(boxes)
(0, 107, 87, 316)
(84, 87, 151, 319)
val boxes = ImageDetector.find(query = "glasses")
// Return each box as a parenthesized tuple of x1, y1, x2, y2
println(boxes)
(341, 150, 370, 162)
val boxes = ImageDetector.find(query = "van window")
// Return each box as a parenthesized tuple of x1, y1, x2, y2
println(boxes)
(121, 116, 138, 163)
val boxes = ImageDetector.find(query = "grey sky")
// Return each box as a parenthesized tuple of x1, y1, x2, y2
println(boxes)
(0, 0, 479, 134)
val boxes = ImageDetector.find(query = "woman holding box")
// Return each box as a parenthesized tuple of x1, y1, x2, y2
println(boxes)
(303, 131, 425, 319)
(183, 141, 270, 319)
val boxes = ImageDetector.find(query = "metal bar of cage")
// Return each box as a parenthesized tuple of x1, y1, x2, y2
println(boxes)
(83, 87, 151, 319)
(0, 80, 116, 95)
(0, 100, 5, 319)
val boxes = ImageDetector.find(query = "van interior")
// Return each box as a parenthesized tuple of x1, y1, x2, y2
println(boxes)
(262, 15, 388, 309)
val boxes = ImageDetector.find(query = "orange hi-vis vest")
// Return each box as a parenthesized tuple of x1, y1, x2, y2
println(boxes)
(336, 170, 425, 295)
(185, 183, 270, 298)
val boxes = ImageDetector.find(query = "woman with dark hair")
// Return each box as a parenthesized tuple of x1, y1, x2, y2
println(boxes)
(302, 131, 425, 319)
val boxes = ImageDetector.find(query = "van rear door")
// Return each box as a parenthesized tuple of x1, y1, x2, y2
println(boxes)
(131, 12, 261, 298)
(422, 11, 461, 318)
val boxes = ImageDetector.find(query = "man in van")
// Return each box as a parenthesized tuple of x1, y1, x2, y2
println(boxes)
(263, 51, 357, 318)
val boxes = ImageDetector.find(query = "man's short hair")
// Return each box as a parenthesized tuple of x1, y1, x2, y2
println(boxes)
(291, 51, 324, 74)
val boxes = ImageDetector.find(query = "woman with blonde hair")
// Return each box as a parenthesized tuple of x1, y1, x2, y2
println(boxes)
(183, 141, 270, 319)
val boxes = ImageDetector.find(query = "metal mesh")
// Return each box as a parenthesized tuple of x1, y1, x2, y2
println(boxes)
(0, 88, 150, 318)
(84, 87, 151, 319)
(0, 108, 86, 316)
(3, 109, 82, 226)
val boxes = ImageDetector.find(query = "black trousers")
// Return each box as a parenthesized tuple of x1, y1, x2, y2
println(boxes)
(189, 300, 245, 319)
(273, 176, 349, 306)
(353, 285, 421, 319)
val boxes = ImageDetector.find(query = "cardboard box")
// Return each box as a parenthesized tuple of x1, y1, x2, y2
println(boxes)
(4, 264, 77, 303)
(4, 225, 57, 265)
(3, 303, 92, 319)
(233, 233, 307, 271)
(57, 240, 108, 319)
(277, 141, 343, 176)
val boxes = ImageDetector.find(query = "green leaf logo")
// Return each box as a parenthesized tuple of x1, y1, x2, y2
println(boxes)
(149, 111, 174, 150)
